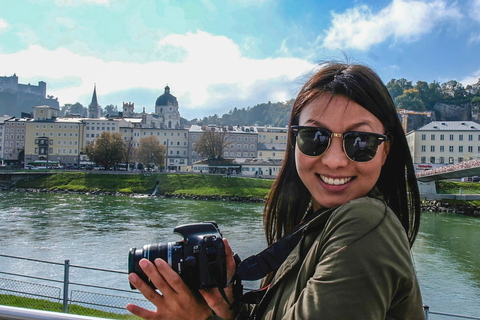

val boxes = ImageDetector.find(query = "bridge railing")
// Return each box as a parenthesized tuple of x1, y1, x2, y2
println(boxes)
(416, 159, 480, 178)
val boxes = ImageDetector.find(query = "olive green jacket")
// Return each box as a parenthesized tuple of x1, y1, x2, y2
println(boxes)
(211, 190, 425, 319)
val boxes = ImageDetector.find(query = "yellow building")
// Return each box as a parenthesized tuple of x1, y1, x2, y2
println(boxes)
(24, 106, 84, 167)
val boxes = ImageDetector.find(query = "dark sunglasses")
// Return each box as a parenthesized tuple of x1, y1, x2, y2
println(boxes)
(291, 125, 389, 163)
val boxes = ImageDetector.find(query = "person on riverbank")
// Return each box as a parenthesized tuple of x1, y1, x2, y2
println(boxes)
(126, 62, 425, 319)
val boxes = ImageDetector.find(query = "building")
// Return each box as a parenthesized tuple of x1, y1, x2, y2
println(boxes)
(2, 117, 30, 163)
(24, 106, 84, 167)
(406, 121, 480, 168)
(256, 125, 288, 160)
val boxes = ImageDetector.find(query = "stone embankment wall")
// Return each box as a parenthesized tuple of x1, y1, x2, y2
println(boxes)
(421, 200, 480, 217)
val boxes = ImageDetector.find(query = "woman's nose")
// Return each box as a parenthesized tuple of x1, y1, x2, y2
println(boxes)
(320, 137, 349, 168)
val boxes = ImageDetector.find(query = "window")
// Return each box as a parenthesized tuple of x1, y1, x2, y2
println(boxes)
(431, 134, 435, 140)
(430, 146, 435, 152)
(449, 146, 454, 152)
(459, 146, 463, 152)
(440, 146, 444, 152)
(469, 134, 473, 141)
(450, 134, 454, 141)
(421, 134, 426, 141)
(468, 146, 473, 153)
(420, 156, 426, 163)
(421, 145, 426, 152)
(439, 157, 444, 164)
(430, 157, 435, 163)
(459, 134, 464, 141)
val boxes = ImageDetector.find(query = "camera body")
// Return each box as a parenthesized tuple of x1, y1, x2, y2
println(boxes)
(128, 222, 227, 290)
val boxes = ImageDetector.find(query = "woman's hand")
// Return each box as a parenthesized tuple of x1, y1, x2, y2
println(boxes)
(126, 258, 213, 320)
(199, 238, 237, 320)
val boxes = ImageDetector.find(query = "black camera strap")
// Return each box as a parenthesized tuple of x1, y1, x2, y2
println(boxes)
(236, 208, 331, 282)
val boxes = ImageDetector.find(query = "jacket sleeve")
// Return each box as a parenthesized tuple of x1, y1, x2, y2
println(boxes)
(282, 199, 424, 319)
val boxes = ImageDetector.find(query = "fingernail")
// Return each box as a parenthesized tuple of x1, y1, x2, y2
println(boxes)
(154, 258, 163, 266)
(129, 273, 138, 283)
(139, 259, 148, 268)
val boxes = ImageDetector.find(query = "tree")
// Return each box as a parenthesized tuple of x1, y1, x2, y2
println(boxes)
(84, 132, 126, 170)
(103, 104, 118, 116)
(194, 126, 231, 160)
(394, 88, 426, 111)
(123, 137, 137, 171)
(60, 102, 87, 117)
(135, 136, 166, 169)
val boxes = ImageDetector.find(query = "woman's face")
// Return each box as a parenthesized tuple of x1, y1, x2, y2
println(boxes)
(295, 94, 390, 211)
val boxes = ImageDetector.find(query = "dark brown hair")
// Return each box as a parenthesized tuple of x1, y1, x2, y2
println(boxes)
(263, 62, 420, 248)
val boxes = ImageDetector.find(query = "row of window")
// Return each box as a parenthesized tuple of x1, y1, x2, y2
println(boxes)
(421, 133, 480, 141)
(34, 148, 79, 155)
(420, 156, 459, 164)
(420, 145, 480, 153)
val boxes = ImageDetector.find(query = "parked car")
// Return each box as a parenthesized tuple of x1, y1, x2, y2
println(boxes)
(24, 165, 39, 170)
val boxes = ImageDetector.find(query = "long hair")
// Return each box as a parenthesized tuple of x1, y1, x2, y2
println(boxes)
(263, 62, 420, 249)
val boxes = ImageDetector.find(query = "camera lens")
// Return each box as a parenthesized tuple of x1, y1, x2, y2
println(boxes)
(128, 242, 183, 289)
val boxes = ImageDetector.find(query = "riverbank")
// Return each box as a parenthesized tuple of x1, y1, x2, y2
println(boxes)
(11, 172, 273, 202)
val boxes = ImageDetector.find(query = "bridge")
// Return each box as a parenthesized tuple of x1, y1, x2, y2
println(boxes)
(415, 159, 480, 200)
(415, 159, 480, 182)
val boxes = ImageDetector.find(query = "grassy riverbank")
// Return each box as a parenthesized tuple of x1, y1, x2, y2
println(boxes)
(14, 172, 274, 200)
(0, 294, 136, 319)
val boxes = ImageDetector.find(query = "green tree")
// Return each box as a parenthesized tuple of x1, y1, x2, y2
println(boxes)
(60, 102, 87, 117)
(84, 132, 126, 170)
(135, 136, 166, 169)
(394, 88, 426, 111)
(194, 126, 231, 160)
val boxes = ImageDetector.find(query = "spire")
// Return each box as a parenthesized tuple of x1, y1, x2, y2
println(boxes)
(91, 84, 98, 106)
(88, 84, 100, 118)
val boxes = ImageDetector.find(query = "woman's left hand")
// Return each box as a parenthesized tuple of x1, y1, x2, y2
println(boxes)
(126, 258, 213, 320)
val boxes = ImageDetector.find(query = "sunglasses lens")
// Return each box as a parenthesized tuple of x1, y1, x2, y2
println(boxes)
(297, 128, 330, 156)
(344, 133, 380, 162)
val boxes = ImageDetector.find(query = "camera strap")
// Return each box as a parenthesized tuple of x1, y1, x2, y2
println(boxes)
(236, 208, 331, 282)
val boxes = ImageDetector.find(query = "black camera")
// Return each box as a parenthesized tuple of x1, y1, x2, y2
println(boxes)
(128, 222, 227, 290)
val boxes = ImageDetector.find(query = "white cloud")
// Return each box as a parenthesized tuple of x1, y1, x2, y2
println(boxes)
(0, 31, 314, 117)
(322, 0, 462, 51)
(0, 18, 8, 32)
(471, 0, 480, 22)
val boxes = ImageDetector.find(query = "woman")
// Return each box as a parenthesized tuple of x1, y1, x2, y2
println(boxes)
(127, 62, 425, 319)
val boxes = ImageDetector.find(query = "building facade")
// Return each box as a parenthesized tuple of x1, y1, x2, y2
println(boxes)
(406, 121, 480, 167)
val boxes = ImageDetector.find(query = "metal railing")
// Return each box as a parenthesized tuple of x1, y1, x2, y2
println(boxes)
(1, 254, 479, 320)
(0, 254, 150, 319)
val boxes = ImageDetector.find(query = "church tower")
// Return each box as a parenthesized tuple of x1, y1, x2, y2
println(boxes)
(155, 85, 181, 129)
(88, 84, 100, 118)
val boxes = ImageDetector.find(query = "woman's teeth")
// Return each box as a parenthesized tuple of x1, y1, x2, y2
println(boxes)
(320, 175, 352, 185)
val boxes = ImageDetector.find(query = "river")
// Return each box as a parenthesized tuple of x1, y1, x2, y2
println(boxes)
(0, 191, 479, 318)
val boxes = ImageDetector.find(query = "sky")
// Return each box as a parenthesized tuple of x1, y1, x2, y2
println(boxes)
(0, 0, 480, 120)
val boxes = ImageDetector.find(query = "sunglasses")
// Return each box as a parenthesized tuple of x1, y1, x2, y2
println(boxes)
(291, 125, 389, 163)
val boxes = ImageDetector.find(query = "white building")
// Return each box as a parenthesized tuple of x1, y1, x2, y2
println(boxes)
(406, 121, 480, 167)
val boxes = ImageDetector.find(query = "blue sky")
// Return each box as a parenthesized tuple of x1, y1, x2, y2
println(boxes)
(0, 0, 479, 120)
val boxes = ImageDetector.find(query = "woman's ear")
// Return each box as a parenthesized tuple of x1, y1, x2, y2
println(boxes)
(381, 141, 391, 166)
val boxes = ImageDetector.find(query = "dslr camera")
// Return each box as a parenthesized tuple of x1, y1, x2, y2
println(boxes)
(128, 222, 227, 290)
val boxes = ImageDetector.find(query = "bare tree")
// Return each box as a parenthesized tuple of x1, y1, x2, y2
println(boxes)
(194, 126, 231, 160)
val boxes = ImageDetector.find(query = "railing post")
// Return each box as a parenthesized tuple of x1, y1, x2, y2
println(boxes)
(424, 304, 429, 320)
(63, 259, 70, 313)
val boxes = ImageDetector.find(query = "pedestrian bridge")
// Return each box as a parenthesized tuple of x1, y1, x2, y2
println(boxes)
(415, 159, 480, 182)
(416, 159, 480, 199)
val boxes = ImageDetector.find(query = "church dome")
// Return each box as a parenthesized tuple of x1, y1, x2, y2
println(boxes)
(155, 86, 178, 106)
